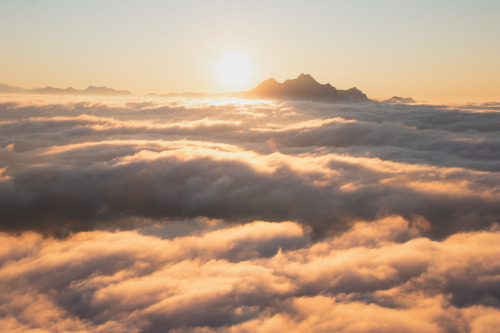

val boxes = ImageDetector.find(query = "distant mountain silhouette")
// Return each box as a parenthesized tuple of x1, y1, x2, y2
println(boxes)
(384, 96, 416, 104)
(0, 83, 132, 96)
(33, 85, 132, 96)
(242, 74, 369, 102)
(0, 83, 29, 94)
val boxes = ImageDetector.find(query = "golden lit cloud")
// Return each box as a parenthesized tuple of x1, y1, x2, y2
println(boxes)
(1, 218, 499, 332)
(0, 97, 499, 331)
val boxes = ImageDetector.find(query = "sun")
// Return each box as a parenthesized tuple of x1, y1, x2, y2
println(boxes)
(217, 53, 251, 90)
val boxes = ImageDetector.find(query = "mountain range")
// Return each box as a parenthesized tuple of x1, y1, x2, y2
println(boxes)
(240, 73, 370, 102)
(1, 76, 414, 103)
(0, 83, 132, 96)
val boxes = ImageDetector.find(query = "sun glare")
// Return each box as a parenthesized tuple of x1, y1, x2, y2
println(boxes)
(217, 53, 251, 90)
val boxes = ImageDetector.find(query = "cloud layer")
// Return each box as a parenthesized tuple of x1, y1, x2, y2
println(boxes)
(0, 218, 499, 332)
(0, 96, 499, 331)
(1, 98, 499, 237)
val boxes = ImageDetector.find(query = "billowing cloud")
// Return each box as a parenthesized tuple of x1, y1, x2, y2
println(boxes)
(0, 218, 499, 332)
(0, 96, 499, 331)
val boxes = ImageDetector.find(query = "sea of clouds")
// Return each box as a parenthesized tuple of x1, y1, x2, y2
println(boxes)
(0, 96, 499, 332)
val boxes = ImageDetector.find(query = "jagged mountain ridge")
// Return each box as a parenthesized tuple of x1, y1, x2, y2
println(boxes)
(242, 74, 369, 102)
(2, 75, 377, 101)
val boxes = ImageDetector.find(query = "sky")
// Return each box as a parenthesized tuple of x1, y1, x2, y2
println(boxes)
(1, 0, 499, 101)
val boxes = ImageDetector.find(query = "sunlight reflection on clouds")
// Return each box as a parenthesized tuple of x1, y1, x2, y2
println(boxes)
(0, 96, 499, 331)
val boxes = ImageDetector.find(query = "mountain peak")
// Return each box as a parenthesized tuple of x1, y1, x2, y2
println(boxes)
(261, 78, 278, 84)
(384, 96, 416, 104)
(296, 73, 316, 81)
(286, 73, 321, 86)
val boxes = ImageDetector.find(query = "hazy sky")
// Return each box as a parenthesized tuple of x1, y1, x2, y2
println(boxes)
(1, 0, 499, 101)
